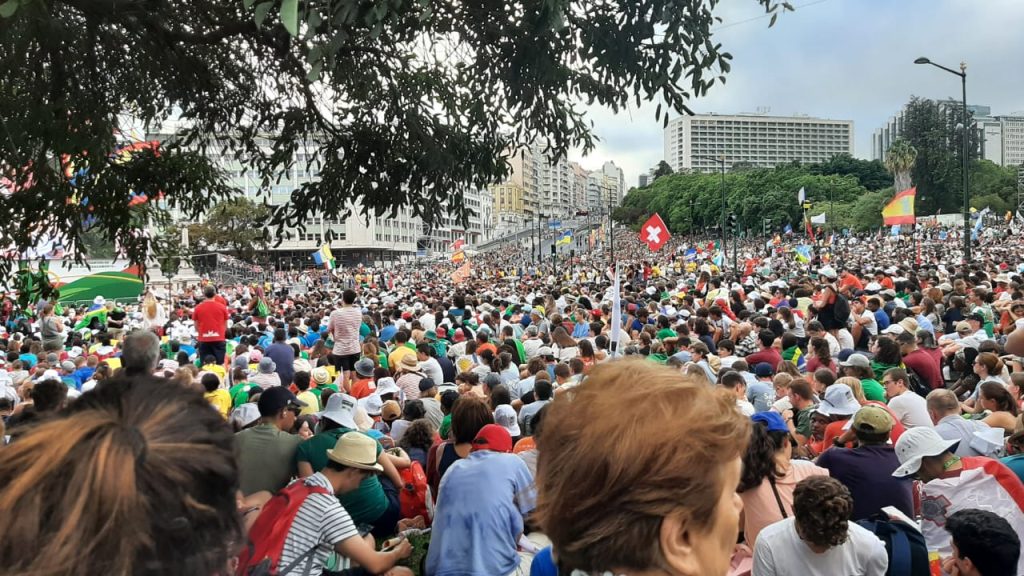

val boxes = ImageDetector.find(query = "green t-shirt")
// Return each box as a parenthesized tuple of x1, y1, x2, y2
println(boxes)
(795, 407, 814, 438)
(230, 382, 256, 407)
(439, 414, 452, 440)
(294, 428, 387, 525)
(656, 328, 676, 341)
(860, 378, 886, 402)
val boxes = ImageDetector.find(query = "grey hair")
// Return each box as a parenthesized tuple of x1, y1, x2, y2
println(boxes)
(121, 330, 162, 375)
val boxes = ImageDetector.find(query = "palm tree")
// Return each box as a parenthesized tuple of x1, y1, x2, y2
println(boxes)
(884, 139, 917, 192)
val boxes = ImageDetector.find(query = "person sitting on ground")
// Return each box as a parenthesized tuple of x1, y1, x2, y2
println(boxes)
(753, 476, 889, 575)
(815, 405, 914, 521)
(892, 426, 1024, 575)
(882, 367, 933, 428)
(942, 508, 1021, 576)
(426, 424, 534, 576)
(264, 432, 413, 576)
(737, 411, 828, 550)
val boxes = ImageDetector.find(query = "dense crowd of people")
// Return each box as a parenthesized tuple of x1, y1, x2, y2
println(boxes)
(2, 226, 1024, 576)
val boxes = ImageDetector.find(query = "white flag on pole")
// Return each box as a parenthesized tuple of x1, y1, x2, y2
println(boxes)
(810, 213, 827, 225)
(797, 187, 806, 204)
(609, 263, 622, 358)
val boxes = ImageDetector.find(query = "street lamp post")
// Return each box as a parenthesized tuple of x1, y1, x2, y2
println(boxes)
(915, 56, 970, 264)
(693, 155, 727, 269)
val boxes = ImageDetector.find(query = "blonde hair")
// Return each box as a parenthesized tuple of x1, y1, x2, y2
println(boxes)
(535, 359, 750, 573)
(835, 376, 865, 403)
(0, 375, 240, 575)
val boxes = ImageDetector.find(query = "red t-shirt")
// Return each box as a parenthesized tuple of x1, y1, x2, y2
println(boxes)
(902, 348, 944, 390)
(745, 348, 783, 371)
(193, 299, 229, 342)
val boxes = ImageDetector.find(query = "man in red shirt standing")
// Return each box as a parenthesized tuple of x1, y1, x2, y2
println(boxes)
(193, 285, 229, 364)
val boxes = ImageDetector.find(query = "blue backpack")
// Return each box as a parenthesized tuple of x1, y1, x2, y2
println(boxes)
(856, 514, 930, 576)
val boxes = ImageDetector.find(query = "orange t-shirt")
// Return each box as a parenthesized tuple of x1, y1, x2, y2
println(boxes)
(513, 436, 535, 454)
(476, 343, 498, 357)
(350, 378, 377, 400)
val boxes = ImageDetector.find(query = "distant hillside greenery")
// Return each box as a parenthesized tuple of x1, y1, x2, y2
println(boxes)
(615, 154, 1018, 234)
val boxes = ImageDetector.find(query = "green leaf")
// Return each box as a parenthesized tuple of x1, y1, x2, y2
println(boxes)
(242, 0, 258, 10)
(769, 12, 778, 27)
(280, 0, 299, 35)
(307, 61, 322, 82)
(0, 0, 19, 18)
(253, 1, 274, 27)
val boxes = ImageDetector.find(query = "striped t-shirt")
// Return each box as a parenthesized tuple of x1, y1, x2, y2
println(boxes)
(279, 473, 358, 576)
(329, 307, 363, 356)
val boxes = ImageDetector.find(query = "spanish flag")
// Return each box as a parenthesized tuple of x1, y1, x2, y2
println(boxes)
(882, 187, 916, 226)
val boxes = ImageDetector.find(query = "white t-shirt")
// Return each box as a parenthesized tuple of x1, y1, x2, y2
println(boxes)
(887, 390, 933, 428)
(753, 517, 888, 576)
(835, 329, 855, 351)
(857, 310, 878, 336)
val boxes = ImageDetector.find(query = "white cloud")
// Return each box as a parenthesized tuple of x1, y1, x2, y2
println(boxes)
(571, 0, 1024, 188)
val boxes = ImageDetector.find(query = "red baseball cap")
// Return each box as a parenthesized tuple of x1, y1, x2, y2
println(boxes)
(472, 424, 513, 453)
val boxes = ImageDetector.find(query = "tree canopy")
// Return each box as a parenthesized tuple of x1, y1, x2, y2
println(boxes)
(613, 153, 1023, 236)
(899, 96, 980, 215)
(0, 0, 791, 278)
(186, 197, 272, 262)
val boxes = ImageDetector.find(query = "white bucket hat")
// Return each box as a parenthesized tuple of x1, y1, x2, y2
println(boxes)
(892, 427, 959, 478)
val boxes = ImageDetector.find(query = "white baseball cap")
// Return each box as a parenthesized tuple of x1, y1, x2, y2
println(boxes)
(892, 427, 959, 478)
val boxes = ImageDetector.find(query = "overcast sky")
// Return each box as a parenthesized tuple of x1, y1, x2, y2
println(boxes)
(570, 0, 1024, 188)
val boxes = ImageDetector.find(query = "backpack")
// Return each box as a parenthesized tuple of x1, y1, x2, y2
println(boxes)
(255, 298, 270, 318)
(855, 514, 930, 576)
(398, 460, 434, 524)
(832, 294, 851, 324)
(902, 365, 931, 399)
(235, 481, 332, 576)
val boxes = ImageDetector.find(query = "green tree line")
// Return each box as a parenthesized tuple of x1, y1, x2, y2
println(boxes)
(615, 154, 1018, 235)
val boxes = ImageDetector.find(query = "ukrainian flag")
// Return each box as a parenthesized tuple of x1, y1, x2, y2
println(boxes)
(556, 230, 572, 245)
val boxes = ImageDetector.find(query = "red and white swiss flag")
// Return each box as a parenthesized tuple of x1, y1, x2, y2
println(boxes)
(640, 213, 671, 252)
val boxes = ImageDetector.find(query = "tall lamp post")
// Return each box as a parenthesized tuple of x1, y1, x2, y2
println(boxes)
(915, 56, 970, 264)
(693, 155, 727, 268)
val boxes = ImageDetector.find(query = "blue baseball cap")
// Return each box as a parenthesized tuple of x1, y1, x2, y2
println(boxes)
(751, 411, 788, 433)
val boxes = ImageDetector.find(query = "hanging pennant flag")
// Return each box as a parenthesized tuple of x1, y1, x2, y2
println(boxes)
(882, 187, 917, 225)
(639, 213, 671, 251)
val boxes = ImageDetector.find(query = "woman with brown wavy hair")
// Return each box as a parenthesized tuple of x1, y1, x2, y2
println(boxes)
(0, 374, 241, 575)
(535, 358, 751, 576)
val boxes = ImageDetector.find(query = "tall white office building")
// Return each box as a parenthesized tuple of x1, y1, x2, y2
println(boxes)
(664, 113, 854, 173)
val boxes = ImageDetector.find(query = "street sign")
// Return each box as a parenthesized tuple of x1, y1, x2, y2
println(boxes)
(416, 250, 427, 257)
(548, 220, 561, 229)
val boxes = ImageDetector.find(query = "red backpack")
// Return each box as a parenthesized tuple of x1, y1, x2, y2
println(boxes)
(399, 460, 433, 524)
(235, 481, 332, 576)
